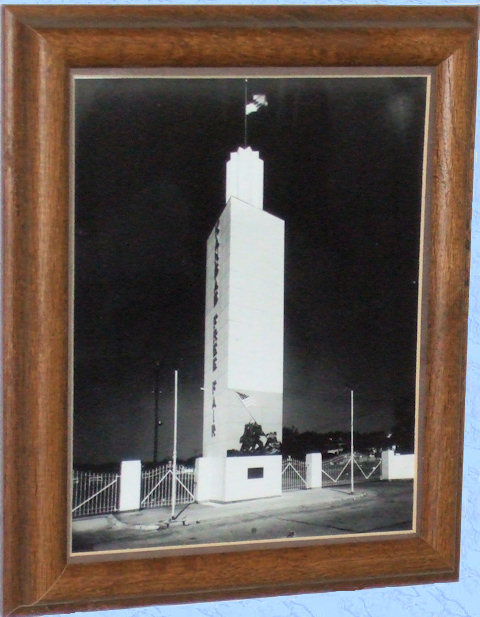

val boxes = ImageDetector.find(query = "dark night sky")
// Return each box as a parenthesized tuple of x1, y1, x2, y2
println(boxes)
(74, 75, 427, 465)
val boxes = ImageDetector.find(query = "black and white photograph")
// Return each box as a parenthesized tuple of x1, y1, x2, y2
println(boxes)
(71, 71, 429, 554)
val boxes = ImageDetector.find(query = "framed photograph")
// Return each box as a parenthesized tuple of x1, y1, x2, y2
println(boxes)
(71, 68, 427, 556)
(3, 6, 478, 615)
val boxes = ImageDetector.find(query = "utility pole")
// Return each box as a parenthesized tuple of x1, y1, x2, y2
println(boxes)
(350, 389, 354, 495)
(171, 369, 179, 520)
(153, 361, 161, 464)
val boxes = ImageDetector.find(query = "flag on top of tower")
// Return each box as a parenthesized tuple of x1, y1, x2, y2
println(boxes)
(245, 94, 268, 115)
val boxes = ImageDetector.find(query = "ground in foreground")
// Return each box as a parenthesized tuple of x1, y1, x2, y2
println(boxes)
(72, 480, 413, 553)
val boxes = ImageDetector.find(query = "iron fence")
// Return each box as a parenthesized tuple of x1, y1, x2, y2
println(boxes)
(72, 470, 120, 518)
(141, 462, 195, 509)
(322, 453, 381, 487)
(282, 456, 307, 491)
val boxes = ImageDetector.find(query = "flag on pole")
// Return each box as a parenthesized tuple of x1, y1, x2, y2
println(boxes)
(236, 391, 257, 407)
(245, 94, 268, 115)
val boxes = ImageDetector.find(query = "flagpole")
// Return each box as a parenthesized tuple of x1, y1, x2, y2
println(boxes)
(350, 389, 354, 495)
(171, 369, 178, 520)
(244, 78, 248, 147)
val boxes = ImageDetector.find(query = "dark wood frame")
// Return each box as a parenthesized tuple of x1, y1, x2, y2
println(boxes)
(2, 6, 478, 616)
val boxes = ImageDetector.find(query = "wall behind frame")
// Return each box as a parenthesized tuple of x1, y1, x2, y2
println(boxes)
(3, 0, 479, 616)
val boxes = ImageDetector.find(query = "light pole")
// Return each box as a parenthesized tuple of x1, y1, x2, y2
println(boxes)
(153, 361, 162, 463)
(171, 369, 178, 520)
(350, 389, 354, 495)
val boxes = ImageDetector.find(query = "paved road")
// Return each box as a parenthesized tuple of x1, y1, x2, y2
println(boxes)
(72, 480, 413, 553)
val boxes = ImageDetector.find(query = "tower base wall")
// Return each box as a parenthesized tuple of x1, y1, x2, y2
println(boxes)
(195, 455, 282, 503)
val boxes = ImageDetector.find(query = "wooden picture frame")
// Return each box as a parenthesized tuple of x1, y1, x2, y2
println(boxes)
(2, 5, 478, 615)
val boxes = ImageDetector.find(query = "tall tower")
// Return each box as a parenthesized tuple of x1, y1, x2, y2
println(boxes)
(196, 147, 285, 503)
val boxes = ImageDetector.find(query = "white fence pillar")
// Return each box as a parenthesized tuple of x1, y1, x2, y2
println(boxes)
(381, 450, 390, 480)
(306, 452, 323, 488)
(195, 457, 226, 502)
(119, 460, 142, 511)
(381, 450, 414, 480)
(195, 457, 213, 502)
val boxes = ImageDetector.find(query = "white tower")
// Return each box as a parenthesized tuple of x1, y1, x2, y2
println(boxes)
(195, 147, 285, 503)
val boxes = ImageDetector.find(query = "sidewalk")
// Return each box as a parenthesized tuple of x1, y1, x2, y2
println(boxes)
(72, 481, 414, 551)
(73, 485, 358, 534)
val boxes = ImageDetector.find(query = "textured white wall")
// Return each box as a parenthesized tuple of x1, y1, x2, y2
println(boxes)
(10, 1, 479, 616)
